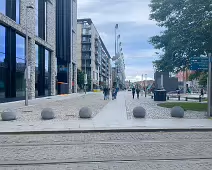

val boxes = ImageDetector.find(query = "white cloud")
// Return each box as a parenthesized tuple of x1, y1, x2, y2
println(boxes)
(78, 0, 155, 26)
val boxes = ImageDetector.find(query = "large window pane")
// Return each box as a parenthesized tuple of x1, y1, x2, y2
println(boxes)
(35, 0, 38, 36)
(0, 25, 5, 99)
(0, 0, 6, 15)
(45, 49, 50, 96)
(35, 44, 39, 96)
(16, 34, 25, 97)
(16, 0, 20, 24)
(0, 26, 5, 64)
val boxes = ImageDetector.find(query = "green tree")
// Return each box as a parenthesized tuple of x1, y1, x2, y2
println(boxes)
(149, 0, 212, 72)
(77, 69, 84, 89)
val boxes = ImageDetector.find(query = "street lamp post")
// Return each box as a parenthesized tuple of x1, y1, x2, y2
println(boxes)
(25, 5, 34, 106)
(208, 53, 212, 117)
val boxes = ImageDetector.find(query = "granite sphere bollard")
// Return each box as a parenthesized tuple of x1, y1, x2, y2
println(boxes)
(133, 106, 146, 118)
(41, 108, 55, 120)
(171, 106, 184, 118)
(1, 109, 17, 121)
(79, 107, 92, 118)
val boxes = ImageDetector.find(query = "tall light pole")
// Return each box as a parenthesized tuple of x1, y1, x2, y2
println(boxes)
(208, 52, 212, 117)
(115, 24, 118, 56)
(25, 5, 34, 106)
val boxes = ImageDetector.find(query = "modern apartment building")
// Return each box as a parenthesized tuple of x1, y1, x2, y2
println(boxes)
(77, 19, 111, 91)
(0, 0, 77, 102)
(56, 0, 77, 93)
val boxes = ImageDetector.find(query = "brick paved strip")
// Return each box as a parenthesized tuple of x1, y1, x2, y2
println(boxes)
(1, 159, 212, 170)
(1, 132, 212, 145)
(0, 141, 212, 162)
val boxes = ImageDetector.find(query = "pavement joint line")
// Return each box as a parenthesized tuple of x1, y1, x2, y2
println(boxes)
(1, 139, 212, 147)
(1, 128, 212, 135)
(0, 156, 212, 166)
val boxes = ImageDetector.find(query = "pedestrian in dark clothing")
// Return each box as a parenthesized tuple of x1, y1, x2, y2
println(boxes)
(132, 87, 136, 99)
(136, 88, 140, 99)
(112, 87, 116, 100)
(200, 88, 204, 97)
(103, 87, 108, 100)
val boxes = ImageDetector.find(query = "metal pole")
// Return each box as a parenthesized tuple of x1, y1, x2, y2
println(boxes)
(115, 26, 117, 56)
(208, 53, 212, 117)
(161, 74, 163, 89)
(25, 7, 29, 106)
(84, 58, 87, 94)
(145, 74, 147, 97)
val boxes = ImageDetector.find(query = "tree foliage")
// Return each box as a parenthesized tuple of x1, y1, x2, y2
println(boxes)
(77, 69, 84, 89)
(149, 0, 212, 72)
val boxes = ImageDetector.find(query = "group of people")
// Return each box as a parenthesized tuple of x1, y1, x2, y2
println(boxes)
(103, 87, 119, 100)
(132, 87, 141, 99)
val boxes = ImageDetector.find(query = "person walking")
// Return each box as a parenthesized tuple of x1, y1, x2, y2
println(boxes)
(136, 87, 140, 99)
(132, 86, 136, 99)
(200, 88, 204, 97)
(112, 87, 116, 100)
(103, 87, 107, 100)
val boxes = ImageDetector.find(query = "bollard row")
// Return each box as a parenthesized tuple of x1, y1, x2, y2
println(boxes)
(133, 106, 185, 119)
(1, 107, 93, 121)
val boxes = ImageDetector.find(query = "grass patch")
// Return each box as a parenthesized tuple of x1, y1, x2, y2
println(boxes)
(158, 102, 207, 112)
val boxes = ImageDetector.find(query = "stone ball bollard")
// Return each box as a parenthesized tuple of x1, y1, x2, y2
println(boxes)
(41, 108, 55, 120)
(79, 107, 92, 118)
(133, 106, 146, 118)
(1, 109, 17, 121)
(171, 106, 184, 118)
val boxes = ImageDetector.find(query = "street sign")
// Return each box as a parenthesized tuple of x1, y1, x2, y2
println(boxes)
(190, 56, 208, 71)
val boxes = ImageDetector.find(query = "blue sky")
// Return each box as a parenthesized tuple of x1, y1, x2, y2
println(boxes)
(78, 0, 162, 81)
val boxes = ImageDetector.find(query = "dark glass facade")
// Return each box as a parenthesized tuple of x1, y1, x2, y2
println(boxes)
(36, 0, 47, 40)
(56, 0, 72, 90)
(16, 34, 25, 97)
(0, 26, 6, 99)
(35, 44, 50, 97)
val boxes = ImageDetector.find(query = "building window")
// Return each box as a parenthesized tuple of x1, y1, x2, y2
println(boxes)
(0, 25, 6, 98)
(45, 49, 50, 96)
(0, 0, 6, 15)
(36, 0, 47, 40)
(16, 0, 20, 23)
(44, 0, 47, 40)
(35, 44, 39, 95)
(35, 0, 38, 36)
(16, 34, 25, 97)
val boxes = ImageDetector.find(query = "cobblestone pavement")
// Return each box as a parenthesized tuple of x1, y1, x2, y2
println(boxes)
(0, 93, 108, 122)
(0, 132, 212, 169)
(125, 92, 207, 119)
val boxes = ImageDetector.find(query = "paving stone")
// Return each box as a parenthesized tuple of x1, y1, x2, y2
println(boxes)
(125, 92, 206, 119)
(0, 93, 109, 122)
(0, 132, 212, 169)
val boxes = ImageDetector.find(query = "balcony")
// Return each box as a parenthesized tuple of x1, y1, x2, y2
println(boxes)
(82, 48, 91, 52)
(95, 57, 100, 65)
(82, 25, 91, 29)
(81, 63, 91, 68)
(82, 31, 91, 36)
(82, 55, 91, 59)
(82, 40, 91, 44)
